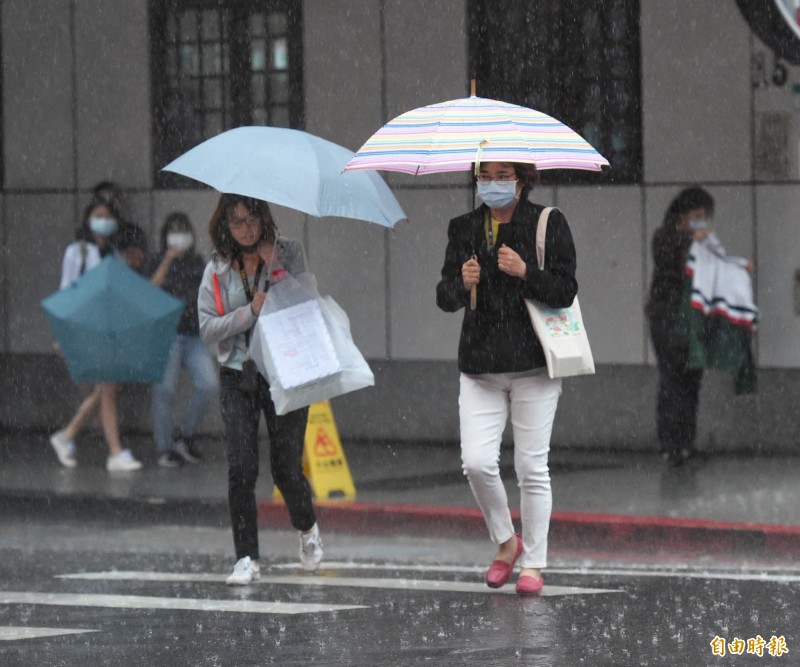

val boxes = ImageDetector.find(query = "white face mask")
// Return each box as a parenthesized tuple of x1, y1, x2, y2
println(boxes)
(167, 232, 193, 252)
(476, 180, 519, 209)
(89, 217, 118, 237)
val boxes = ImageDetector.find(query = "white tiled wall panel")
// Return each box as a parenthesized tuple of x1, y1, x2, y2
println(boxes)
(7, 194, 77, 353)
(303, 0, 383, 152)
(74, 0, 151, 190)
(389, 187, 472, 360)
(641, 0, 752, 183)
(557, 186, 645, 364)
(2, 0, 74, 189)
(754, 185, 800, 368)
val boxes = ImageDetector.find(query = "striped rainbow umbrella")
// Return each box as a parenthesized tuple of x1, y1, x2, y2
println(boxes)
(344, 95, 609, 175)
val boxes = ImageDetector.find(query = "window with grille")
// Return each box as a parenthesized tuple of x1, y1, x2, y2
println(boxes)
(468, 0, 642, 184)
(150, 0, 303, 187)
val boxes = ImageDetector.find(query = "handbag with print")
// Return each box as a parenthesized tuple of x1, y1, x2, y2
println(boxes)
(524, 207, 595, 378)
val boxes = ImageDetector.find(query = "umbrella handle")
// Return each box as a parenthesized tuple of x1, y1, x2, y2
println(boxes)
(470, 285, 476, 311)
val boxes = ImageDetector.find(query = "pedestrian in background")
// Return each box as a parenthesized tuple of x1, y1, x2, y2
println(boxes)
(646, 187, 714, 467)
(436, 161, 577, 596)
(646, 186, 753, 467)
(49, 199, 143, 472)
(92, 180, 149, 274)
(197, 194, 323, 585)
(645, 187, 714, 466)
(149, 212, 218, 467)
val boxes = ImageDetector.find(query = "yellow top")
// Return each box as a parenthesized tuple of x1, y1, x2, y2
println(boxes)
(485, 216, 505, 248)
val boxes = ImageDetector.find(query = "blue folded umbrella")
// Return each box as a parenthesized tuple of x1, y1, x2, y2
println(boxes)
(41, 257, 184, 383)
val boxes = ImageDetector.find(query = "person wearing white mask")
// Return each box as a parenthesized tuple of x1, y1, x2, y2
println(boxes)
(50, 200, 144, 472)
(436, 161, 578, 596)
(149, 212, 219, 467)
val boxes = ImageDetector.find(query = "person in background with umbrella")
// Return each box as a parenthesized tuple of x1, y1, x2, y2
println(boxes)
(49, 199, 144, 472)
(149, 212, 218, 467)
(197, 194, 323, 585)
(436, 161, 577, 596)
(92, 179, 149, 274)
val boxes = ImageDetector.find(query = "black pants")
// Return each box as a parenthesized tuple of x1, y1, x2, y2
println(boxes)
(649, 315, 703, 457)
(219, 367, 315, 560)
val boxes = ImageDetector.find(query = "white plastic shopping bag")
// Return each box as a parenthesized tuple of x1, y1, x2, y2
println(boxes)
(525, 207, 595, 379)
(249, 270, 374, 414)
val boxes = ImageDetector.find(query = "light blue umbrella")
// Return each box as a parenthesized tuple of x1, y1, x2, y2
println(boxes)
(41, 257, 184, 383)
(162, 126, 407, 228)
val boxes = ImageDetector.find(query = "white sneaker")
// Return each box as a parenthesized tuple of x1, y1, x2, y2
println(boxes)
(299, 523, 323, 571)
(49, 431, 77, 468)
(106, 449, 143, 472)
(226, 557, 260, 585)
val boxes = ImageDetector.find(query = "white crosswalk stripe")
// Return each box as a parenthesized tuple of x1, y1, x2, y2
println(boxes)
(275, 561, 800, 584)
(58, 570, 621, 597)
(0, 591, 365, 615)
(0, 626, 98, 641)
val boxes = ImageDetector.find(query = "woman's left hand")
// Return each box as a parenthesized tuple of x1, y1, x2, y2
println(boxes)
(497, 244, 527, 279)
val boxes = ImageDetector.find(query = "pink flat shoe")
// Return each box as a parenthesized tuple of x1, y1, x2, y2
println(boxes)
(516, 574, 544, 596)
(485, 533, 523, 588)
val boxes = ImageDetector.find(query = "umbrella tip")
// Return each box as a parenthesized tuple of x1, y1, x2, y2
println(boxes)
(470, 79, 476, 97)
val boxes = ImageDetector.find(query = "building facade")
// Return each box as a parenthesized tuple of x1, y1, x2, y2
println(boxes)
(1, 0, 799, 452)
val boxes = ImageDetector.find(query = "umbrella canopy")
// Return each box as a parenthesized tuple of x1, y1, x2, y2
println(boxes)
(344, 95, 609, 175)
(162, 126, 407, 228)
(42, 257, 184, 383)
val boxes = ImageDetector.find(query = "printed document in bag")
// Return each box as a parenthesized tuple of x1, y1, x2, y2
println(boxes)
(261, 300, 341, 388)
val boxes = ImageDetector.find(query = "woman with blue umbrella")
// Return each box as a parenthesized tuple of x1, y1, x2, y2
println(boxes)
(49, 199, 143, 472)
(198, 194, 323, 585)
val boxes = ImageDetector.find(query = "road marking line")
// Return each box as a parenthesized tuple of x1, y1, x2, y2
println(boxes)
(0, 626, 98, 641)
(273, 561, 800, 584)
(0, 592, 365, 615)
(57, 571, 620, 597)
(546, 567, 800, 584)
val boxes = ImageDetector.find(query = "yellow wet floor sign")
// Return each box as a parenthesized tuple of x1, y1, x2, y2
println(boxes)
(273, 400, 356, 501)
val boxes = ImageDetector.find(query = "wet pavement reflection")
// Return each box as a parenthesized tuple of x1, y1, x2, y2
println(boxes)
(1, 513, 798, 666)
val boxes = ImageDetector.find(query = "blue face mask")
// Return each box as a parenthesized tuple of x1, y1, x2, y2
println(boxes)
(89, 216, 118, 237)
(476, 180, 518, 209)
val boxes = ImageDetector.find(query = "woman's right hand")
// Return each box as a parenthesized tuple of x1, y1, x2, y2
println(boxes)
(250, 292, 267, 316)
(462, 256, 481, 290)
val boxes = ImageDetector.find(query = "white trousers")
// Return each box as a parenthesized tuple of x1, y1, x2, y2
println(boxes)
(459, 371, 562, 569)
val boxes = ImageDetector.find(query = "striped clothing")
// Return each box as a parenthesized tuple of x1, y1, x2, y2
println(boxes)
(679, 234, 758, 394)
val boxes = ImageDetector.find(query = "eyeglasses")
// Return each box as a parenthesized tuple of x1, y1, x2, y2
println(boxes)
(229, 213, 260, 229)
(476, 174, 517, 184)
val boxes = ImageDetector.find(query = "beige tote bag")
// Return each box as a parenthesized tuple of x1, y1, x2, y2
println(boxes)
(524, 207, 595, 379)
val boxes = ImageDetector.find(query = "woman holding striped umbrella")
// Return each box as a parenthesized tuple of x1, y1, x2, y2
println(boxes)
(345, 90, 601, 595)
(436, 161, 578, 596)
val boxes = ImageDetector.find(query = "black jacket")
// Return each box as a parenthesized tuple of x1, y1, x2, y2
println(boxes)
(149, 251, 206, 336)
(646, 224, 692, 323)
(436, 198, 578, 374)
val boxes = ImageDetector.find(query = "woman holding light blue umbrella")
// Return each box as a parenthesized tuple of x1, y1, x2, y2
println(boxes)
(169, 125, 405, 583)
(198, 195, 322, 585)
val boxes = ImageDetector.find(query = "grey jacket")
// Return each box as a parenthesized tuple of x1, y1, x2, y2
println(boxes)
(197, 237, 308, 366)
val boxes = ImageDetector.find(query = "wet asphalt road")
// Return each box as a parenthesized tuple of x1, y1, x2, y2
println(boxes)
(1, 510, 799, 666)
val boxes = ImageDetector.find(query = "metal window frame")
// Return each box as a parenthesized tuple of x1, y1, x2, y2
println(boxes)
(467, 0, 643, 185)
(149, 0, 303, 189)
